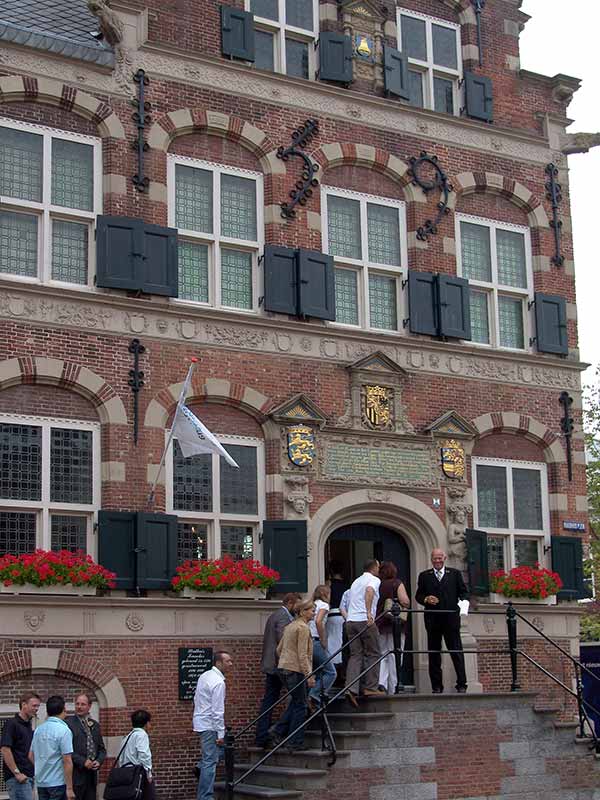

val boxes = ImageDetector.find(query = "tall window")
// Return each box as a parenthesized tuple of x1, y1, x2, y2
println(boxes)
(397, 10, 461, 114)
(457, 215, 532, 350)
(248, 0, 317, 79)
(166, 435, 265, 563)
(0, 415, 100, 556)
(168, 157, 263, 312)
(0, 119, 101, 288)
(322, 187, 407, 332)
(473, 458, 549, 574)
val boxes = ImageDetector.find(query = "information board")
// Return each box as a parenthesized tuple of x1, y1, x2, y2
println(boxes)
(178, 647, 213, 701)
(321, 441, 436, 487)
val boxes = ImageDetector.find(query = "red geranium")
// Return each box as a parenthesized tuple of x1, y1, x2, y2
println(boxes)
(0, 550, 116, 590)
(172, 556, 279, 593)
(490, 564, 563, 600)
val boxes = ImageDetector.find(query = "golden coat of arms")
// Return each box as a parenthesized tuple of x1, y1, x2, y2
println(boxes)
(287, 425, 315, 467)
(362, 385, 393, 430)
(440, 439, 466, 480)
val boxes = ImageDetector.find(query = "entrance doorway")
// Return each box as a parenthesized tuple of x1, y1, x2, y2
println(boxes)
(325, 523, 414, 686)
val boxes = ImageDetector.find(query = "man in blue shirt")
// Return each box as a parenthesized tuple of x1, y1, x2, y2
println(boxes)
(29, 696, 75, 800)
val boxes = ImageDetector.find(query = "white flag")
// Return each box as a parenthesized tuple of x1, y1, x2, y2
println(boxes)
(171, 405, 239, 468)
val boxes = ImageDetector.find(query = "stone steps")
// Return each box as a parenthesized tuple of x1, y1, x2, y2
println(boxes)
(234, 763, 328, 790)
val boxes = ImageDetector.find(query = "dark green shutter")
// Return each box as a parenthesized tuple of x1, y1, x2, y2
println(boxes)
(262, 520, 307, 593)
(407, 270, 438, 335)
(297, 249, 335, 320)
(534, 292, 568, 355)
(221, 6, 255, 61)
(97, 511, 136, 590)
(466, 528, 489, 595)
(96, 216, 141, 291)
(464, 71, 493, 122)
(140, 223, 179, 297)
(552, 535, 585, 600)
(137, 513, 178, 590)
(383, 46, 409, 99)
(438, 275, 471, 339)
(318, 32, 353, 84)
(263, 245, 298, 315)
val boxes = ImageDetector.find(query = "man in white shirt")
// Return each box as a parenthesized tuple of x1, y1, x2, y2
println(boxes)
(344, 559, 384, 707)
(193, 652, 234, 800)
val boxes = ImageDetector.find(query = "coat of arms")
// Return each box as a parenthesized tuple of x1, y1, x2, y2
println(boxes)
(287, 425, 316, 467)
(354, 34, 375, 62)
(362, 385, 393, 430)
(440, 439, 466, 480)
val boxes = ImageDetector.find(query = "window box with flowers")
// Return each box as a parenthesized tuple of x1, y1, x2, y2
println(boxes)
(173, 557, 279, 599)
(0, 550, 116, 596)
(489, 565, 562, 605)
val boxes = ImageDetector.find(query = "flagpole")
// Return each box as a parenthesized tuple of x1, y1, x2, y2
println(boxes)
(147, 358, 198, 505)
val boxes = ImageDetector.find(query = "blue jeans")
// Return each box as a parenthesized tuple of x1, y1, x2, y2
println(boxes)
(274, 670, 307, 747)
(197, 730, 223, 800)
(6, 777, 34, 800)
(255, 671, 284, 745)
(309, 640, 337, 704)
(37, 787, 66, 800)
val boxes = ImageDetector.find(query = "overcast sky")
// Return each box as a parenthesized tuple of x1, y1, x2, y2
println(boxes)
(519, 1, 600, 386)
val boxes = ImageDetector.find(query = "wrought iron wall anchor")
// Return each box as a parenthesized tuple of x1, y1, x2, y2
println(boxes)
(559, 390, 574, 481)
(128, 338, 146, 445)
(545, 163, 565, 267)
(472, 0, 485, 66)
(132, 69, 152, 193)
(277, 119, 320, 220)
(408, 152, 453, 241)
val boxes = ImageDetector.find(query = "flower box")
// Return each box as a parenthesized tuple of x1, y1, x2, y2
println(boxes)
(181, 587, 266, 600)
(0, 550, 116, 594)
(172, 556, 279, 596)
(489, 565, 562, 605)
(489, 592, 557, 606)
(0, 582, 97, 596)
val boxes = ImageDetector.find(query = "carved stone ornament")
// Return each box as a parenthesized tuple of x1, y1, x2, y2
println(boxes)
(340, 0, 387, 92)
(440, 439, 466, 480)
(367, 489, 391, 503)
(215, 612, 230, 632)
(362, 384, 394, 431)
(287, 425, 316, 467)
(445, 485, 472, 569)
(285, 476, 313, 518)
(24, 611, 45, 631)
(125, 611, 144, 631)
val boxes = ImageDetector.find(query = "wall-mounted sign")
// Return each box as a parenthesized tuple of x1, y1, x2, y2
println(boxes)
(563, 521, 586, 532)
(178, 647, 213, 700)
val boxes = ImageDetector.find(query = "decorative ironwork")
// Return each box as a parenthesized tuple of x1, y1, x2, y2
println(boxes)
(277, 119, 320, 220)
(545, 163, 565, 267)
(408, 152, 453, 241)
(559, 391, 574, 481)
(472, 0, 485, 66)
(128, 338, 146, 445)
(132, 69, 152, 192)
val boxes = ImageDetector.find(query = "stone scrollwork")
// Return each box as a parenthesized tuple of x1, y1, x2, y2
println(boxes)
(125, 611, 144, 631)
(284, 476, 313, 519)
(446, 486, 472, 570)
(24, 611, 46, 632)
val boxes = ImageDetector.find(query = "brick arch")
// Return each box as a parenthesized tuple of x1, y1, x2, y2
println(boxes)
(0, 75, 125, 139)
(440, 0, 477, 23)
(450, 171, 549, 230)
(0, 648, 127, 708)
(471, 412, 566, 465)
(0, 357, 127, 426)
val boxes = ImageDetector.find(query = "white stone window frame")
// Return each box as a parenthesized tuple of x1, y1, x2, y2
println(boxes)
(167, 155, 264, 314)
(0, 413, 101, 556)
(246, 0, 319, 79)
(396, 9, 462, 116)
(455, 213, 534, 352)
(472, 456, 550, 572)
(0, 117, 102, 291)
(321, 185, 408, 333)
(165, 434, 265, 561)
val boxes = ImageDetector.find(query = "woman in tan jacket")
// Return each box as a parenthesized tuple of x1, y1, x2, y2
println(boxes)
(270, 599, 315, 752)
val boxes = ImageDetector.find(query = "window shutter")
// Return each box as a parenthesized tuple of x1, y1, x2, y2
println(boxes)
(297, 249, 336, 320)
(464, 71, 494, 123)
(407, 270, 438, 335)
(438, 274, 472, 340)
(97, 510, 136, 590)
(262, 520, 307, 593)
(383, 46, 409, 100)
(136, 513, 178, 591)
(534, 292, 568, 355)
(263, 245, 298, 315)
(551, 535, 585, 600)
(221, 5, 255, 61)
(95, 216, 141, 291)
(318, 32, 353, 84)
(140, 223, 179, 297)
(466, 528, 489, 595)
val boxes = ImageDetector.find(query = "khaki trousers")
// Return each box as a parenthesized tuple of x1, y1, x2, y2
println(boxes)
(344, 620, 381, 695)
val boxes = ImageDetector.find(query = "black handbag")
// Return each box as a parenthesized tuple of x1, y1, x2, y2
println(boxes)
(103, 733, 145, 800)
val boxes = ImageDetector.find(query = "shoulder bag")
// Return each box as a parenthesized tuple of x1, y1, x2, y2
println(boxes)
(103, 732, 145, 800)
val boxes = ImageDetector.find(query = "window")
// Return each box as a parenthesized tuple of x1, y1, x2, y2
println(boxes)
(0, 120, 101, 288)
(472, 458, 550, 574)
(322, 187, 407, 331)
(166, 434, 265, 562)
(168, 157, 263, 312)
(0, 415, 100, 556)
(248, 0, 317, 79)
(397, 10, 461, 114)
(457, 215, 532, 350)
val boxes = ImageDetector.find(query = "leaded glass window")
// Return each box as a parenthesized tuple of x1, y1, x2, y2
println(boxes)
(476, 465, 508, 529)
(334, 270, 359, 326)
(498, 296, 524, 349)
(175, 165, 213, 233)
(172, 442, 212, 512)
(221, 525, 254, 560)
(52, 221, 88, 284)
(51, 515, 87, 552)
(221, 250, 253, 309)
(51, 139, 94, 211)
(515, 538, 539, 567)
(50, 429, 93, 504)
(221, 174, 257, 240)
(220, 445, 258, 514)
(513, 468, 543, 530)
(0, 512, 36, 556)
(249, 0, 316, 78)
(0, 423, 42, 501)
(469, 290, 490, 344)
(367, 204, 400, 266)
(0, 127, 43, 202)
(488, 535, 505, 573)
(434, 76, 454, 115)
(408, 71, 425, 108)
(0, 212, 38, 278)
(369, 274, 397, 330)
(286, 38, 309, 79)
(460, 222, 491, 282)
(255, 29, 276, 72)
(178, 241, 209, 303)
(252, 0, 278, 20)
(327, 196, 362, 260)
(497, 230, 527, 288)
(178, 522, 208, 563)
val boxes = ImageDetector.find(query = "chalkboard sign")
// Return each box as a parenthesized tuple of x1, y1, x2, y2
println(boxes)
(178, 647, 213, 700)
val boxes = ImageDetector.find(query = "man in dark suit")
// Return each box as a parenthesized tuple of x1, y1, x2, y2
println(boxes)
(65, 693, 106, 800)
(416, 548, 469, 694)
(254, 592, 301, 748)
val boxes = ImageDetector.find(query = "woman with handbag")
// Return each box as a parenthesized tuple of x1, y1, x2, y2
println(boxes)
(376, 562, 410, 694)
(105, 710, 155, 800)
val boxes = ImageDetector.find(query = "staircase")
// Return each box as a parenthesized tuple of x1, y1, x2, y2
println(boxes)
(216, 692, 600, 800)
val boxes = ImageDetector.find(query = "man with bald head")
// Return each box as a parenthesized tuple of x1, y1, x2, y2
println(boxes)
(416, 549, 469, 694)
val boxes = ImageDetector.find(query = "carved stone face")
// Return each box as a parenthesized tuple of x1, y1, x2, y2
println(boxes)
(453, 508, 467, 524)
(292, 497, 306, 514)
